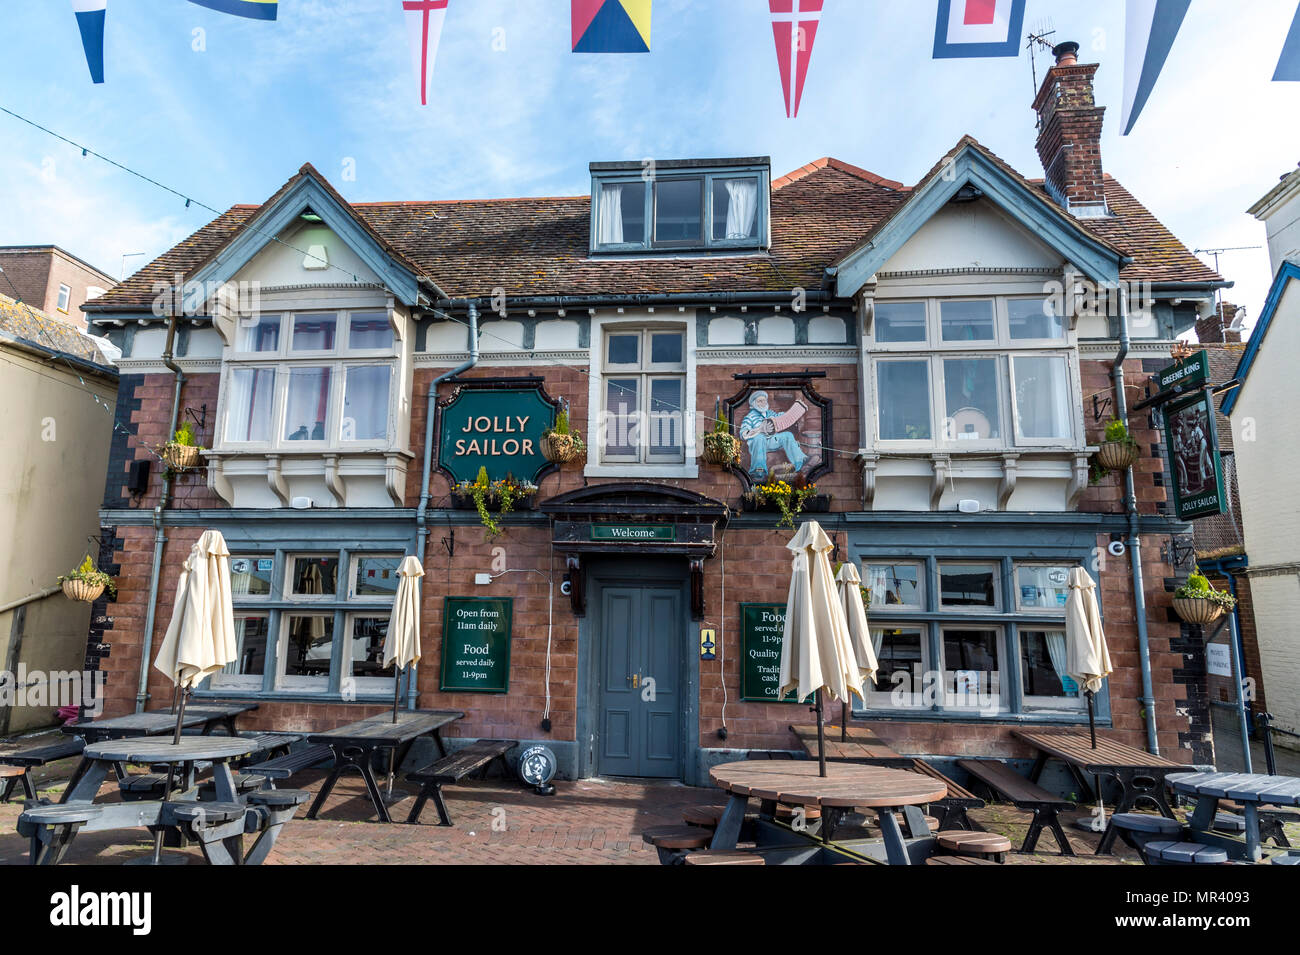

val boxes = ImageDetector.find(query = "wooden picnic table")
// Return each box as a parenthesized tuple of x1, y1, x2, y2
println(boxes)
(306, 709, 465, 823)
(789, 724, 915, 768)
(62, 702, 259, 743)
(1013, 730, 1185, 854)
(1169, 772, 1300, 863)
(709, 760, 947, 865)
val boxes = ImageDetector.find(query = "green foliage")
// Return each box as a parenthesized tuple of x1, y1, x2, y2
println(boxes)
(58, 554, 116, 598)
(1174, 566, 1238, 609)
(173, 422, 197, 447)
(474, 466, 489, 488)
(456, 474, 538, 539)
(1103, 418, 1135, 445)
(552, 410, 570, 436)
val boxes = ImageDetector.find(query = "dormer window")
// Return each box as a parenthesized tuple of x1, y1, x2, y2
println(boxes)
(590, 158, 770, 254)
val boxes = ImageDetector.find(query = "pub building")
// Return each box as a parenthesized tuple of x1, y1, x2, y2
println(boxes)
(83, 47, 1226, 784)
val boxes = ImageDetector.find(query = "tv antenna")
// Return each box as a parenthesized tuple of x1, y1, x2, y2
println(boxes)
(1025, 19, 1057, 125)
(1194, 245, 1261, 311)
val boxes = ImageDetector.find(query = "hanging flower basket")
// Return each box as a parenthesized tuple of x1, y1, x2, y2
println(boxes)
(1096, 440, 1139, 472)
(1172, 597, 1225, 625)
(61, 578, 105, 603)
(701, 432, 741, 467)
(540, 431, 582, 464)
(161, 442, 202, 471)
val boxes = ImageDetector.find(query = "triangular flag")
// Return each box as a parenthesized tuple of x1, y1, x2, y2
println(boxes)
(572, 0, 651, 53)
(1121, 0, 1191, 134)
(185, 0, 278, 19)
(403, 0, 449, 107)
(1275, 3, 1300, 81)
(932, 0, 1025, 58)
(769, 0, 823, 118)
(71, 0, 106, 84)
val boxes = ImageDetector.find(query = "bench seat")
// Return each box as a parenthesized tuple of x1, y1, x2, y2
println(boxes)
(925, 855, 1001, 866)
(958, 758, 1075, 856)
(406, 740, 518, 826)
(119, 773, 188, 801)
(17, 803, 104, 865)
(1143, 840, 1229, 865)
(1272, 853, 1300, 865)
(243, 743, 333, 781)
(0, 739, 85, 802)
(682, 850, 765, 866)
(909, 758, 984, 831)
(935, 829, 1011, 862)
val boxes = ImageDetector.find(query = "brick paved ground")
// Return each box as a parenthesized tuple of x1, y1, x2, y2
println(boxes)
(1, 737, 1294, 865)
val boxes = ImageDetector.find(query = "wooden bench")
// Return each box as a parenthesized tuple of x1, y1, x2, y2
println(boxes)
(1142, 840, 1229, 865)
(235, 732, 299, 767)
(16, 803, 104, 865)
(642, 824, 713, 864)
(243, 743, 334, 785)
(934, 830, 1011, 863)
(909, 759, 984, 831)
(682, 805, 727, 828)
(405, 739, 518, 826)
(1217, 798, 1297, 848)
(0, 739, 85, 802)
(118, 772, 189, 802)
(925, 854, 1001, 866)
(683, 850, 765, 866)
(958, 758, 1076, 856)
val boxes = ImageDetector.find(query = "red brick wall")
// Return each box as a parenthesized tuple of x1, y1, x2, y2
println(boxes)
(1077, 357, 1165, 515)
(1033, 63, 1106, 208)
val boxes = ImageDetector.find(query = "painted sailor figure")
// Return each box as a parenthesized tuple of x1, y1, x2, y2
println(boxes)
(739, 390, 808, 480)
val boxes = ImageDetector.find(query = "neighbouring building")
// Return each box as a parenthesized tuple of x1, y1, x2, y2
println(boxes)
(81, 44, 1228, 781)
(0, 245, 115, 332)
(0, 292, 118, 734)
(1224, 162, 1300, 753)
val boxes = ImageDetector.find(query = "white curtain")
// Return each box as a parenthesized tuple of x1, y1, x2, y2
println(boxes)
(1044, 631, 1068, 692)
(342, 366, 390, 441)
(227, 368, 273, 442)
(598, 182, 625, 244)
(867, 566, 889, 607)
(871, 629, 884, 657)
(724, 178, 758, 239)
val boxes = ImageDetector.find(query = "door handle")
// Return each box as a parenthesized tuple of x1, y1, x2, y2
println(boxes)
(630, 673, 640, 688)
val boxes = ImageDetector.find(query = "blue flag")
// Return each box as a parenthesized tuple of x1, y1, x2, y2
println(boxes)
(71, 0, 107, 84)
(1276, 3, 1300, 81)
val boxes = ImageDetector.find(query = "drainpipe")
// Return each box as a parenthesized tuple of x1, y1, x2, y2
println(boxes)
(135, 315, 185, 712)
(1112, 288, 1159, 754)
(1223, 571, 1253, 772)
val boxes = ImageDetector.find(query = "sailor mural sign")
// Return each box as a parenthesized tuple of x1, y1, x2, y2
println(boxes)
(437, 381, 557, 484)
(1163, 389, 1227, 520)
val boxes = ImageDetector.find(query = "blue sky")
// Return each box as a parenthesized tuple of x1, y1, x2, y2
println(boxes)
(1, 1, 1297, 325)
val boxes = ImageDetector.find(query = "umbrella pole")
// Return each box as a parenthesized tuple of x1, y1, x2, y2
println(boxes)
(1086, 689, 1097, 749)
(842, 698, 849, 742)
(152, 685, 188, 864)
(392, 664, 402, 724)
(815, 689, 827, 778)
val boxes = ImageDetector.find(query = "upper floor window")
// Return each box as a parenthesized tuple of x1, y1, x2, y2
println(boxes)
(220, 308, 397, 452)
(56, 284, 71, 312)
(599, 327, 686, 466)
(590, 159, 769, 254)
(869, 296, 1078, 451)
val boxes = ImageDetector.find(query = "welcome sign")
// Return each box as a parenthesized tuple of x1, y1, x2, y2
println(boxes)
(437, 384, 556, 484)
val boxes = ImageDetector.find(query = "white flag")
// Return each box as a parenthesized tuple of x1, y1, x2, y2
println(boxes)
(404, 0, 449, 107)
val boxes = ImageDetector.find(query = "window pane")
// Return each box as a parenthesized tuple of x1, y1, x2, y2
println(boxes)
(284, 366, 331, 441)
(606, 333, 639, 366)
(341, 365, 390, 441)
(864, 564, 921, 608)
(354, 556, 402, 597)
(943, 357, 1001, 441)
(1017, 565, 1072, 610)
(351, 616, 394, 679)
(603, 378, 639, 456)
(237, 312, 280, 352)
(712, 177, 759, 240)
(292, 312, 337, 351)
(1013, 355, 1072, 440)
(230, 556, 273, 597)
(943, 628, 1001, 703)
(871, 628, 923, 699)
(1021, 629, 1080, 699)
(57, 285, 71, 310)
(939, 563, 997, 607)
(226, 615, 268, 677)
(225, 367, 275, 443)
(1008, 299, 1064, 340)
(284, 615, 333, 680)
(291, 556, 338, 596)
(654, 178, 702, 243)
(649, 332, 683, 365)
(940, 300, 995, 342)
(597, 181, 645, 245)
(648, 378, 683, 455)
(348, 311, 393, 350)
(875, 302, 927, 343)
(877, 360, 931, 440)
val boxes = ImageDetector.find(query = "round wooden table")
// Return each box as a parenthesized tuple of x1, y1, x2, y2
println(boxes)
(708, 760, 948, 864)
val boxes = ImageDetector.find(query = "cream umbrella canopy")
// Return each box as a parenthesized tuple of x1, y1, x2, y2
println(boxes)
(778, 521, 865, 776)
(383, 555, 424, 722)
(835, 562, 879, 740)
(1065, 567, 1112, 748)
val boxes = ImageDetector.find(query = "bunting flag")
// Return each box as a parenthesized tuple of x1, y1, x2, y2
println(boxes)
(71, 0, 106, 84)
(932, 0, 1025, 58)
(769, 0, 822, 118)
(572, 1, 651, 53)
(1120, 0, 1190, 134)
(1276, 3, 1300, 81)
(185, 0, 278, 19)
(404, 0, 448, 106)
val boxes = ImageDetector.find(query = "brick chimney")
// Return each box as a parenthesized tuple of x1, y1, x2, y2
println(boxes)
(1033, 41, 1108, 217)
(1196, 302, 1243, 344)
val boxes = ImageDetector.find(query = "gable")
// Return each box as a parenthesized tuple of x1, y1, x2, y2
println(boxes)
(1223, 262, 1300, 416)
(879, 197, 1065, 274)
(233, 220, 383, 288)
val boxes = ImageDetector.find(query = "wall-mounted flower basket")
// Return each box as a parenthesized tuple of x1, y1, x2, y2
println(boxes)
(1172, 596, 1224, 625)
(160, 442, 202, 471)
(740, 493, 831, 514)
(1096, 440, 1139, 472)
(450, 487, 539, 512)
(58, 555, 115, 603)
(1172, 568, 1236, 625)
(451, 470, 540, 538)
(701, 433, 741, 468)
(540, 431, 585, 465)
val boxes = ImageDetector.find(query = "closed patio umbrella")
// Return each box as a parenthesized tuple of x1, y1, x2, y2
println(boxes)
(835, 562, 879, 741)
(778, 521, 865, 776)
(1064, 567, 1112, 749)
(381, 555, 423, 798)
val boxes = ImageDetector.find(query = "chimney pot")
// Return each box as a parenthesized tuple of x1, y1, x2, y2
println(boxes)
(1052, 41, 1080, 66)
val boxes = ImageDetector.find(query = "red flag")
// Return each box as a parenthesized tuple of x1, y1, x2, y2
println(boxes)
(769, 0, 823, 118)
(403, 0, 449, 107)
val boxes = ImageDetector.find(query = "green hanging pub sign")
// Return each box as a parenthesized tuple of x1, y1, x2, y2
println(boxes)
(1163, 389, 1227, 520)
(436, 379, 558, 484)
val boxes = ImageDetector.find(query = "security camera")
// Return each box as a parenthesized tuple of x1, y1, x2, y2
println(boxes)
(1108, 540, 1126, 558)
(559, 577, 573, 596)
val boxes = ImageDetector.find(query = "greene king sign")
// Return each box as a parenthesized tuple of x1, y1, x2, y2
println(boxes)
(437, 384, 556, 484)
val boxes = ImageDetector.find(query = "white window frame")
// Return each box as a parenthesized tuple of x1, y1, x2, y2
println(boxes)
(345, 612, 395, 694)
(346, 553, 404, 601)
(862, 561, 925, 611)
(277, 612, 335, 692)
(1019, 626, 1085, 711)
(56, 284, 71, 313)
(1008, 353, 1077, 447)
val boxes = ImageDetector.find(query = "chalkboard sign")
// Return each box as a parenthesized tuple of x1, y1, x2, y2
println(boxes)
(739, 603, 802, 703)
(440, 597, 513, 693)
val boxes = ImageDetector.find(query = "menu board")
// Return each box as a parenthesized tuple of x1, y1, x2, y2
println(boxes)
(739, 603, 802, 703)
(440, 597, 512, 693)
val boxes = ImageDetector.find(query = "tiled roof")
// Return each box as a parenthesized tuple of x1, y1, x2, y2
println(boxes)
(86, 147, 1222, 310)
(0, 292, 112, 365)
